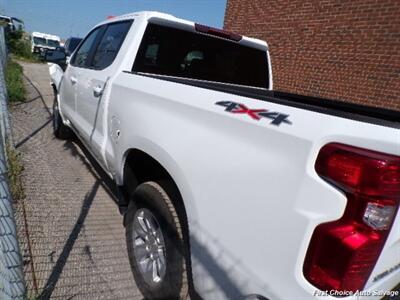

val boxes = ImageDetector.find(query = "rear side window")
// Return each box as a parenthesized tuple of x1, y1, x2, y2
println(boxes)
(91, 21, 132, 69)
(133, 23, 269, 88)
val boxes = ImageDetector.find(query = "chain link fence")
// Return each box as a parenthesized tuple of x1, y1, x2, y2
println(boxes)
(0, 25, 26, 300)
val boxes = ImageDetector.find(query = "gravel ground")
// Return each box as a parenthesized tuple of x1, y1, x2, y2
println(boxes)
(10, 61, 142, 299)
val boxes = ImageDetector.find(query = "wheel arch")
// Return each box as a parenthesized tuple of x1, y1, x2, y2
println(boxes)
(120, 147, 198, 225)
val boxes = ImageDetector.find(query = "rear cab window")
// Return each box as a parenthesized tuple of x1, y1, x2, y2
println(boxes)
(133, 23, 269, 89)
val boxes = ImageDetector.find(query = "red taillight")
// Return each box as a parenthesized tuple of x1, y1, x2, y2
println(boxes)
(194, 23, 242, 41)
(304, 143, 400, 293)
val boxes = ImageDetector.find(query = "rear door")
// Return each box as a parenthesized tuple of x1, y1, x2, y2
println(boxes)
(74, 20, 132, 164)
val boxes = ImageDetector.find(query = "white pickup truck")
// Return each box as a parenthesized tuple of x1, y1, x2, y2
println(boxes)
(47, 11, 400, 300)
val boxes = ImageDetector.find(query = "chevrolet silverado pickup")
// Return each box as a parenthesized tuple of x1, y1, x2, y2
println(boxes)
(47, 11, 400, 300)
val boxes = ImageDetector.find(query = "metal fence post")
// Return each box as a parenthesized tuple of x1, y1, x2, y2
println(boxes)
(0, 26, 11, 143)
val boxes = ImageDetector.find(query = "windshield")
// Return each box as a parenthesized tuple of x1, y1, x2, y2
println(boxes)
(47, 39, 60, 47)
(133, 23, 269, 89)
(33, 37, 46, 46)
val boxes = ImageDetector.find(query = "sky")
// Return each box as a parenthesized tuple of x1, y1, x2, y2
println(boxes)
(0, 0, 227, 39)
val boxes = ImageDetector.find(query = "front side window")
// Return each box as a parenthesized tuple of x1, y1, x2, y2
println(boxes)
(133, 23, 269, 88)
(47, 39, 60, 48)
(91, 21, 132, 69)
(181, 50, 204, 71)
(71, 26, 103, 68)
(33, 37, 46, 46)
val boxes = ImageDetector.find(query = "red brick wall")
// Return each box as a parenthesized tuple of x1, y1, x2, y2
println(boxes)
(224, 0, 400, 111)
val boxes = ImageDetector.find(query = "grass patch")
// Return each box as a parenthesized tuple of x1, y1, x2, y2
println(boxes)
(6, 143, 25, 201)
(5, 60, 25, 102)
(6, 29, 41, 63)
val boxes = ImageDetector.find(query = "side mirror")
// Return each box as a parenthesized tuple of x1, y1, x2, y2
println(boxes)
(45, 50, 66, 68)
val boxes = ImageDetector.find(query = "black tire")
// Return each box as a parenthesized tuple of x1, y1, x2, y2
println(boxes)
(53, 97, 72, 139)
(125, 181, 189, 300)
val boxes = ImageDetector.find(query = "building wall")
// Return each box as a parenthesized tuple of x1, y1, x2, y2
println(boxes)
(224, 0, 400, 111)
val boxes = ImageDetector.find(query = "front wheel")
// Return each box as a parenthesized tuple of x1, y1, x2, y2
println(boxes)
(53, 97, 72, 139)
(125, 181, 189, 300)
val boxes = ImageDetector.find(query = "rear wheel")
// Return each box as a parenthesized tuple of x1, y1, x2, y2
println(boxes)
(53, 96, 72, 139)
(125, 181, 189, 300)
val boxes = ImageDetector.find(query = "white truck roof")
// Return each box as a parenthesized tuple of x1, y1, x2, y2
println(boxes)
(96, 11, 268, 50)
(32, 31, 60, 41)
(0, 15, 12, 21)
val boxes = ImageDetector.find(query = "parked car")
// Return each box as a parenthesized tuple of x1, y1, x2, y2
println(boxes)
(45, 37, 82, 65)
(64, 37, 82, 62)
(47, 11, 400, 300)
(41, 45, 64, 60)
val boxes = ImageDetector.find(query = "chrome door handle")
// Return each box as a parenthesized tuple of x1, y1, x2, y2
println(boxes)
(93, 85, 103, 98)
(70, 76, 77, 84)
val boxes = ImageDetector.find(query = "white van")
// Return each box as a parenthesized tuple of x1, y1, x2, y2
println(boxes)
(31, 31, 60, 54)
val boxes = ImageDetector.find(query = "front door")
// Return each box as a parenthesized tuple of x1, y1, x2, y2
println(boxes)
(65, 25, 104, 133)
(58, 64, 77, 122)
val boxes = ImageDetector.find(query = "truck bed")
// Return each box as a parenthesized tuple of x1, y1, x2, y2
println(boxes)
(134, 71, 400, 129)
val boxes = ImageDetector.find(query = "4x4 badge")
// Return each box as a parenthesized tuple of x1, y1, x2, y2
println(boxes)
(216, 101, 292, 126)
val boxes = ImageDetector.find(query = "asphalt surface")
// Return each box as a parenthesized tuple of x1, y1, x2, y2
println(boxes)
(11, 61, 142, 299)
